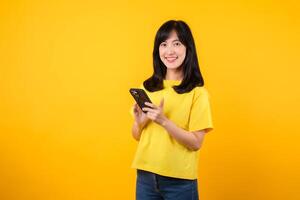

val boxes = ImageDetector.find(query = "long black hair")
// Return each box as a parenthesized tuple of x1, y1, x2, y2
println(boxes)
(143, 20, 204, 94)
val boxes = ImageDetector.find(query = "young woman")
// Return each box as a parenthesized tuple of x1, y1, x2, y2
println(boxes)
(130, 20, 214, 200)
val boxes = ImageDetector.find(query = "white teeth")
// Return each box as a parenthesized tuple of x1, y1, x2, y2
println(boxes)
(166, 57, 177, 61)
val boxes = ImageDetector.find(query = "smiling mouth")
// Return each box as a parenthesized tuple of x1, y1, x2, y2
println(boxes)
(165, 57, 178, 62)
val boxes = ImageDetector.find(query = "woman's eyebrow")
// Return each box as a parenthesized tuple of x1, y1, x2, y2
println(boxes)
(162, 39, 180, 43)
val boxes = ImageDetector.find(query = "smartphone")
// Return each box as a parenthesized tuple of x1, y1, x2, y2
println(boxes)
(129, 88, 152, 113)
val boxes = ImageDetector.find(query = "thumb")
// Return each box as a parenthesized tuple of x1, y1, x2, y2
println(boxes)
(159, 98, 164, 108)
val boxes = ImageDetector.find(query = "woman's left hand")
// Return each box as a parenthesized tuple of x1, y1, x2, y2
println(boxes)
(142, 98, 168, 126)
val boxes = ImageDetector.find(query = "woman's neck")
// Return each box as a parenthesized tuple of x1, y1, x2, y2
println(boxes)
(165, 68, 183, 81)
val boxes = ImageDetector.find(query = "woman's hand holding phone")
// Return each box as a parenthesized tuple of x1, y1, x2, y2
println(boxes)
(142, 98, 168, 127)
(133, 102, 151, 129)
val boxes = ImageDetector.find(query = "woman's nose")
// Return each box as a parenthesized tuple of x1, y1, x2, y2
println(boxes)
(166, 46, 175, 54)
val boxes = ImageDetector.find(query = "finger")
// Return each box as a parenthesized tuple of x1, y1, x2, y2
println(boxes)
(134, 106, 143, 114)
(159, 98, 164, 108)
(144, 102, 158, 109)
(144, 109, 157, 116)
(135, 104, 142, 111)
(146, 112, 155, 120)
(133, 107, 139, 114)
(142, 107, 157, 113)
(144, 110, 159, 120)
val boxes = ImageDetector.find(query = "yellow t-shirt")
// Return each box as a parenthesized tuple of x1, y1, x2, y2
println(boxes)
(130, 79, 214, 180)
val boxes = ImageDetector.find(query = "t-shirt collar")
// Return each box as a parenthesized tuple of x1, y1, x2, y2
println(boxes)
(163, 79, 182, 87)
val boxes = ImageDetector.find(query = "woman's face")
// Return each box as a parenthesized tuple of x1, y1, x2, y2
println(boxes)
(159, 30, 186, 70)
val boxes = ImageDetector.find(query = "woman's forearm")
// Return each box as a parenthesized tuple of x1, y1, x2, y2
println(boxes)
(132, 116, 205, 150)
(161, 118, 204, 151)
(131, 121, 145, 141)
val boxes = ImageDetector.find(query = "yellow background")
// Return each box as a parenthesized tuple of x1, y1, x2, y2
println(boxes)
(0, 0, 299, 199)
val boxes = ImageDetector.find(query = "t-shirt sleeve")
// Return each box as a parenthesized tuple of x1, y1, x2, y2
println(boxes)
(188, 87, 214, 133)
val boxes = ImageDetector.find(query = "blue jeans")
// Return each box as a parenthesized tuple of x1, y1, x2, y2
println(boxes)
(136, 169, 199, 200)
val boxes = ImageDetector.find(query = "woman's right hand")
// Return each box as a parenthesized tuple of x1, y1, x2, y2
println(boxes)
(133, 103, 150, 129)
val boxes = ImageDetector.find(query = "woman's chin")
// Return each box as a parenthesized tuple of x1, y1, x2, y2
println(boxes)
(165, 65, 182, 70)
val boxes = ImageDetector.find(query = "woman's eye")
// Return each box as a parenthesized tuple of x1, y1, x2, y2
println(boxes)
(160, 43, 167, 47)
(174, 42, 181, 46)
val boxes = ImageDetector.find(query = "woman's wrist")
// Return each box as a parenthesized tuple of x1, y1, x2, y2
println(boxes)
(134, 120, 145, 130)
(159, 116, 169, 127)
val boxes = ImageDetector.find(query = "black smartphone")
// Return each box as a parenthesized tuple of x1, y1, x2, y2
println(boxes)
(129, 88, 152, 113)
